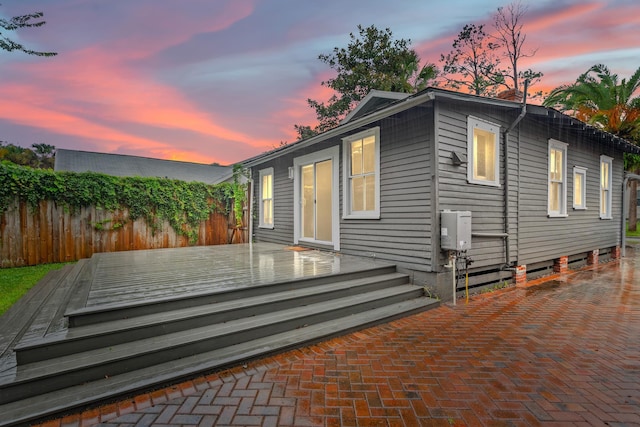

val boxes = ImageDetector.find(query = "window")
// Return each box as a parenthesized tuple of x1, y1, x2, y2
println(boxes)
(573, 166, 587, 210)
(467, 117, 500, 186)
(600, 155, 612, 219)
(548, 139, 568, 217)
(259, 167, 274, 228)
(343, 127, 380, 219)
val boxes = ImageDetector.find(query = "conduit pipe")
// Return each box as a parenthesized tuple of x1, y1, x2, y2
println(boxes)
(451, 252, 457, 306)
(501, 80, 528, 269)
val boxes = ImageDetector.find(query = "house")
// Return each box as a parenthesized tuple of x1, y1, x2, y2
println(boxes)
(243, 88, 640, 299)
(55, 149, 234, 184)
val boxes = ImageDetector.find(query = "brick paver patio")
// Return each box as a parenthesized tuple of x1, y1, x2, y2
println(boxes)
(34, 254, 640, 426)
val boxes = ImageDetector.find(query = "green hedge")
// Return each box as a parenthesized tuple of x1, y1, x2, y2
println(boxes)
(0, 162, 247, 243)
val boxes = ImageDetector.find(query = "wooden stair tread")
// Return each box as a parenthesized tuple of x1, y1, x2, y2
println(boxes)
(0, 248, 438, 427)
(16, 260, 90, 344)
(18, 272, 408, 350)
(0, 267, 69, 354)
(65, 265, 399, 326)
(2, 284, 421, 385)
(0, 297, 438, 427)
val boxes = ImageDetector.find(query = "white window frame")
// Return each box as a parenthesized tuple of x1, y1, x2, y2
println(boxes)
(600, 155, 613, 219)
(467, 116, 500, 187)
(548, 139, 568, 217)
(342, 127, 381, 219)
(573, 166, 587, 210)
(258, 167, 274, 229)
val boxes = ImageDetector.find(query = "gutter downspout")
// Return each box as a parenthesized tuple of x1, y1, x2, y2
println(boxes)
(502, 80, 528, 269)
(621, 173, 640, 257)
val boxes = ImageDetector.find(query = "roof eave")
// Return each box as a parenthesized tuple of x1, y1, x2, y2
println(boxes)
(242, 91, 436, 168)
(242, 88, 640, 167)
(340, 90, 411, 125)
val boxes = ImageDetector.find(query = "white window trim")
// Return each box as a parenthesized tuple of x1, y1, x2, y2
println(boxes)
(293, 146, 340, 250)
(258, 167, 274, 229)
(467, 116, 500, 187)
(600, 155, 613, 220)
(342, 127, 381, 219)
(573, 166, 587, 210)
(548, 139, 568, 217)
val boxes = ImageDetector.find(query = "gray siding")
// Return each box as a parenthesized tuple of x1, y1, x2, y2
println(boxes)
(252, 107, 433, 272)
(252, 139, 343, 246)
(253, 156, 295, 246)
(340, 108, 433, 271)
(250, 92, 626, 283)
(433, 98, 623, 272)
(516, 118, 623, 264)
(435, 100, 520, 271)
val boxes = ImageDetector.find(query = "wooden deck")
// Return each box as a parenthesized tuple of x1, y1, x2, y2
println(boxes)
(0, 243, 439, 426)
(84, 243, 384, 307)
(1, 244, 382, 368)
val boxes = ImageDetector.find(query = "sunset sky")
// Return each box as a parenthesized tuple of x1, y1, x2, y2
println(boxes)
(1, 0, 639, 165)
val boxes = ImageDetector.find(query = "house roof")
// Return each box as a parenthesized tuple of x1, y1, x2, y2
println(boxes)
(243, 87, 640, 167)
(55, 149, 233, 184)
(340, 90, 411, 124)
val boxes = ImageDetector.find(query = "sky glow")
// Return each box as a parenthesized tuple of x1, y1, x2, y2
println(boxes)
(1, 0, 638, 165)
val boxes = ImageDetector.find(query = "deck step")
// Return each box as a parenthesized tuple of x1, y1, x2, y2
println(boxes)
(15, 272, 410, 364)
(0, 297, 439, 427)
(0, 284, 425, 404)
(11, 260, 91, 345)
(0, 266, 70, 356)
(65, 264, 399, 326)
(0, 251, 441, 427)
(0, 265, 76, 375)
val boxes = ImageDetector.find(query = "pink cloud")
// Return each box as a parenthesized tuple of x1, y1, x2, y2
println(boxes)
(8, 60, 283, 160)
(94, 1, 257, 61)
(525, 2, 602, 32)
(4, 0, 637, 165)
(1, 52, 269, 163)
(0, 85, 170, 152)
(265, 71, 336, 143)
(523, 3, 639, 62)
(0, 1, 263, 164)
(413, 1, 640, 96)
(415, 34, 458, 66)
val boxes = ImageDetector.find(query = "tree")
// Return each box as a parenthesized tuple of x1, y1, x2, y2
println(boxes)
(32, 143, 56, 168)
(298, 25, 437, 136)
(440, 24, 503, 96)
(0, 142, 56, 168)
(492, 1, 542, 93)
(625, 153, 640, 231)
(0, 142, 36, 167)
(544, 64, 640, 141)
(543, 64, 640, 229)
(1, 6, 57, 56)
(293, 125, 318, 141)
(438, 2, 542, 97)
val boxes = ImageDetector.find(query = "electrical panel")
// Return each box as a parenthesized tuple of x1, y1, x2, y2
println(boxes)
(441, 210, 471, 251)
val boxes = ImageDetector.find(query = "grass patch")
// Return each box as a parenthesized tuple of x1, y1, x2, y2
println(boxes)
(480, 280, 511, 294)
(0, 263, 71, 316)
(627, 221, 640, 238)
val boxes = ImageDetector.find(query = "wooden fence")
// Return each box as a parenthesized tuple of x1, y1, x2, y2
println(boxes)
(0, 199, 248, 268)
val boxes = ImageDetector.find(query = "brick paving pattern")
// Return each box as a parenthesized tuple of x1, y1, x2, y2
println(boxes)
(34, 257, 640, 426)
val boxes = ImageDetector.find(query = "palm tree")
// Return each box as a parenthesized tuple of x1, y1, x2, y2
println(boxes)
(544, 64, 640, 230)
(543, 64, 640, 141)
(395, 57, 438, 93)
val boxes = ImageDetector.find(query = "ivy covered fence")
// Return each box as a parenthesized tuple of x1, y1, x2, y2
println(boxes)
(0, 162, 249, 267)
